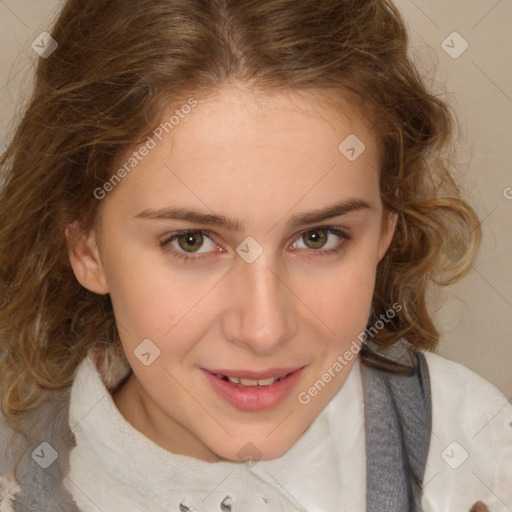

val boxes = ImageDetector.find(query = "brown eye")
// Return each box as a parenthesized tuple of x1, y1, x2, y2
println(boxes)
(302, 228, 328, 249)
(291, 226, 351, 258)
(159, 229, 220, 263)
(161, 226, 349, 264)
(177, 231, 204, 252)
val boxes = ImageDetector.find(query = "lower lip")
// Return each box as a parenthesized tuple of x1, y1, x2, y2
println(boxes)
(201, 367, 305, 412)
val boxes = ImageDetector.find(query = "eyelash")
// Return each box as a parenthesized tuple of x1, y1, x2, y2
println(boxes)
(159, 226, 351, 264)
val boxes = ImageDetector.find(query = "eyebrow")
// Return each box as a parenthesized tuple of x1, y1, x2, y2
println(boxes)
(134, 198, 372, 232)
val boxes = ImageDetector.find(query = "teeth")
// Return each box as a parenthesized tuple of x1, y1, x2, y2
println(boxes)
(251, 377, 276, 386)
(226, 375, 284, 387)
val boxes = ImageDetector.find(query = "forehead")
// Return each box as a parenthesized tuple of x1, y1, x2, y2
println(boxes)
(103, 85, 382, 222)
(179, 85, 377, 154)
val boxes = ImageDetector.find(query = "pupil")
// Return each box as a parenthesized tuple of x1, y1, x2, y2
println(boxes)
(306, 229, 326, 249)
(179, 232, 203, 252)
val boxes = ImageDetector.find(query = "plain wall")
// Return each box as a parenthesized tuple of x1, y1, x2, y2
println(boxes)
(0, 0, 511, 398)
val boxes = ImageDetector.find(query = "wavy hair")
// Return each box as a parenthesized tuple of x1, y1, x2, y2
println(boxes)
(0, 0, 481, 426)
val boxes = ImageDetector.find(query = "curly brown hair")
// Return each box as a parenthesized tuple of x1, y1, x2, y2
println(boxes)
(0, 0, 481, 427)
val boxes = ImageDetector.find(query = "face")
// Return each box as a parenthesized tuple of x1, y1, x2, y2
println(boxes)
(68, 85, 396, 463)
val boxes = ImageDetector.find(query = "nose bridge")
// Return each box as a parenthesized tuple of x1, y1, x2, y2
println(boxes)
(224, 254, 296, 354)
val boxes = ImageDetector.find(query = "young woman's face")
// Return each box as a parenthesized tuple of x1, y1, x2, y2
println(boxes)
(70, 85, 396, 462)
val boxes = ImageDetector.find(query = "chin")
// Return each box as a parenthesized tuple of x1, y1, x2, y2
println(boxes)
(208, 432, 300, 464)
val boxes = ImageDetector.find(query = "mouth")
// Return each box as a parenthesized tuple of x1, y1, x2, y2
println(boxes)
(201, 366, 306, 412)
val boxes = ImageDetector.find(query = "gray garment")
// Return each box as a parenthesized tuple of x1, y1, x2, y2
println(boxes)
(1, 388, 79, 512)
(361, 339, 432, 511)
(0, 339, 431, 512)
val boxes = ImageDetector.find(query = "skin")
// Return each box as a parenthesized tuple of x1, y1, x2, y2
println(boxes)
(67, 84, 397, 463)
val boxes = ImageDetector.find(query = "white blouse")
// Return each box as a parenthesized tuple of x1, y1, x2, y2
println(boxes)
(53, 351, 512, 511)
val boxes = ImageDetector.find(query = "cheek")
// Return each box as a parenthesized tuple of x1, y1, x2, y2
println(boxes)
(314, 249, 377, 304)
(300, 255, 377, 343)
(99, 240, 187, 338)
(101, 241, 228, 359)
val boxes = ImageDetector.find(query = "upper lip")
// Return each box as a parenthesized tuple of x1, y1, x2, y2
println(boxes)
(202, 365, 305, 380)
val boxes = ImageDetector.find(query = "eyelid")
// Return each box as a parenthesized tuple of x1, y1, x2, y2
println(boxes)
(291, 224, 351, 242)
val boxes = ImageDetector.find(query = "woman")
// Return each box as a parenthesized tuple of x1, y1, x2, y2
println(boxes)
(0, 0, 510, 510)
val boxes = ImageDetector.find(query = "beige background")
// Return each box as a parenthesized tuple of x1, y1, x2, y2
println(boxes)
(1, 1, 511, 398)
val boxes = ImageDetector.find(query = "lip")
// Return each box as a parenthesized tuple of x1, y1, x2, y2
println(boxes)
(201, 366, 306, 412)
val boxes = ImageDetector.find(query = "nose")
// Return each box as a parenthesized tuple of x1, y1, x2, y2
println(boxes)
(221, 255, 297, 356)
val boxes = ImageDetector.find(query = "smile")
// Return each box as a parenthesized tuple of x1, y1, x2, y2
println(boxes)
(201, 366, 306, 412)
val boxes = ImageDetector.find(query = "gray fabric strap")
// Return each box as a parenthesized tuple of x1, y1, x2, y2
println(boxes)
(360, 339, 432, 512)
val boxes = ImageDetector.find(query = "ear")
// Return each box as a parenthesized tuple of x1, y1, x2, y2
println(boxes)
(65, 222, 109, 294)
(377, 210, 398, 263)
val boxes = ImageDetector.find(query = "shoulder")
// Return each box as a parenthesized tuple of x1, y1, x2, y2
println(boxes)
(0, 389, 76, 511)
(422, 350, 512, 419)
(422, 350, 512, 450)
(420, 351, 512, 512)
